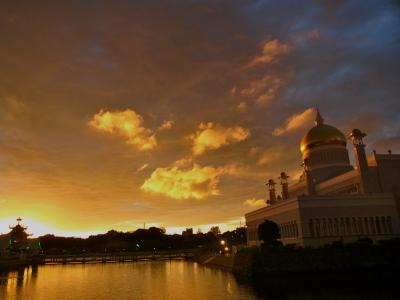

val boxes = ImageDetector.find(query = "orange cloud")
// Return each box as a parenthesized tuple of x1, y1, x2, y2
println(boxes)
(257, 145, 286, 165)
(89, 109, 157, 150)
(141, 163, 236, 199)
(272, 108, 314, 136)
(137, 163, 149, 172)
(243, 198, 265, 207)
(241, 75, 284, 106)
(247, 39, 290, 67)
(189, 122, 250, 156)
(236, 101, 247, 112)
(158, 120, 174, 130)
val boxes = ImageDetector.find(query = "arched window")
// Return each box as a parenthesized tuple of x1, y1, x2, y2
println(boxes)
(340, 218, 345, 236)
(381, 216, 387, 234)
(295, 222, 299, 237)
(375, 217, 382, 235)
(358, 217, 364, 235)
(316, 219, 321, 237)
(328, 218, 333, 236)
(334, 218, 339, 236)
(309, 219, 315, 238)
(322, 218, 327, 237)
(386, 216, 393, 234)
(290, 222, 294, 238)
(345, 217, 351, 235)
(364, 217, 370, 234)
(352, 218, 357, 235)
(369, 217, 376, 234)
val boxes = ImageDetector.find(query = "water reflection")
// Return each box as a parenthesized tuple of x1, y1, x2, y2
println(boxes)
(1, 262, 398, 300)
(1, 261, 259, 300)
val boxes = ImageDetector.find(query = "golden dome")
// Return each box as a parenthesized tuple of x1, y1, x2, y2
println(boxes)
(300, 110, 346, 153)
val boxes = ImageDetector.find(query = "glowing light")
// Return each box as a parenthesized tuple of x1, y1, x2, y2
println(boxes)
(0, 217, 103, 238)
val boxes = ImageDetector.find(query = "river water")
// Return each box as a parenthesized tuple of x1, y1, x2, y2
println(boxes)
(1, 261, 258, 300)
(0, 261, 397, 300)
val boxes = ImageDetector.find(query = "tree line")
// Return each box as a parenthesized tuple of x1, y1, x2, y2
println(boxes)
(39, 226, 247, 254)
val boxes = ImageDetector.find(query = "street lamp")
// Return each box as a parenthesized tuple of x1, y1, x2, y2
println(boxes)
(220, 240, 225, 246)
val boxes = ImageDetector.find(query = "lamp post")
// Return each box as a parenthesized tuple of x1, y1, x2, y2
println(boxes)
(219, 240, 230, 255)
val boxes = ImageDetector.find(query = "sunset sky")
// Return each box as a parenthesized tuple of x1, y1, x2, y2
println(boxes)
(1, 1, 399, 237)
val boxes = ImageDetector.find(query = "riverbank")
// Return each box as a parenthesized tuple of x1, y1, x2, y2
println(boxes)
(197, 238, 400, 285)
(195, 253, 235, 271)
(0, 255, 44, 269)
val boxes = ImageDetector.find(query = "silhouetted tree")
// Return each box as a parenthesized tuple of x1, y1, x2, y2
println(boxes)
(257, 220, 280, 246)
(38, 226, 247, 253)
(209, 226, 220, 236)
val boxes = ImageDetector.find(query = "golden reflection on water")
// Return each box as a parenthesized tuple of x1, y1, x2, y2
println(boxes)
(0, 261, 259, 300)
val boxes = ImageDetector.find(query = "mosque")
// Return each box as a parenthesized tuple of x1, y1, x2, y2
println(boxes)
(246, 109, 400, 247)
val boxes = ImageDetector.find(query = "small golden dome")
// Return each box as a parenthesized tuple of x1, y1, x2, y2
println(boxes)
(300, 109, 346, 153)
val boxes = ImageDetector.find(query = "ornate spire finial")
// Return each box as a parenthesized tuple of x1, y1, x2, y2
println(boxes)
(315, 107, 324, 126)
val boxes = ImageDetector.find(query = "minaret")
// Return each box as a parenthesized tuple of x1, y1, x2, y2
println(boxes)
(266, 179, 277, 205)
(303, 158, 315, 195)
(279, 172, 290, 200)
(315, 107, 324, 126)
(348, 129, 369, 194)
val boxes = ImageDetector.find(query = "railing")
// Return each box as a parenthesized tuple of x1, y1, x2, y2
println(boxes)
(44, 250, 194, 265)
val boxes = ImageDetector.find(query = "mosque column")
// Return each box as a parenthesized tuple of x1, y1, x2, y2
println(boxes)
(279, 172, 290, 200)
(303, 158, 315, 195)
(348, 129, 369, 194)
(266, 179, 277, 206)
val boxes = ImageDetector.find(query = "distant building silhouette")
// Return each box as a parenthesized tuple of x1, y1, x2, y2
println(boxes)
(0, 218, 41, 253)
(182, 228, 193, 237)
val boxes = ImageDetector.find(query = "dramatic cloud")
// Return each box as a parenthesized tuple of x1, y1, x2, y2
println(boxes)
(247, 39, 290, 68)
(272, 108, 315, 136)
(141, 163, 235, 200)
(89, 109, 157, 151)
(0, 0, 399, 235)
(189, 122, 250, 156)
(243, 198, 265, 207)
(158, 120, 174, 131)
